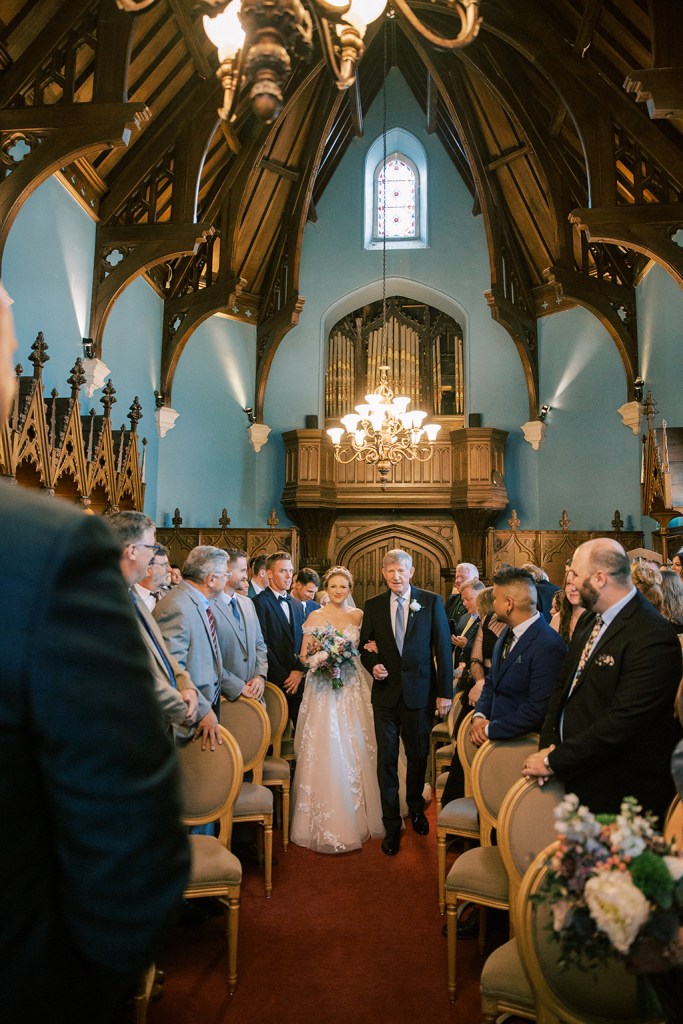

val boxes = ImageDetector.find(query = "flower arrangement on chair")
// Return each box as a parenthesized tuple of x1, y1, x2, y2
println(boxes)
(536, 793, 683, 1020)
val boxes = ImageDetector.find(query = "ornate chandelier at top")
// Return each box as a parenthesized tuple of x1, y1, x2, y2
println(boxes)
(327, 365, 441, 490)
(117, 0, 481, 124)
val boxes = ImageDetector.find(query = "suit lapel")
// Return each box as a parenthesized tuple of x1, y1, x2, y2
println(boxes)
(183, 582, 218, 662)
(215, 596, 247, 653)
(404, 587, 420, 643)
(495, 620, 538, 685)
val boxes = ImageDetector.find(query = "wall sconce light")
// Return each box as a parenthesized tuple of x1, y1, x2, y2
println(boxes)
(82, 337, 95, 360)
(539, 404, 551, 422)
(244, 406, 256, 424)
(81, 337, 110, 398)
(633, 376, 644, 403)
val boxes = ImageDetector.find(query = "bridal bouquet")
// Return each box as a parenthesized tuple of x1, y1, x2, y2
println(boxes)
(305, 624, 359, 690)
(537, 793, 683, 994)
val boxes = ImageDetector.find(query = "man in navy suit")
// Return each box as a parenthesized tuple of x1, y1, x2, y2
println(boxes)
(254, 551, 306, 726)
(470, 568, 567, 747)
(360, 550, 453, 855)
(523, 538, 682, 823)
(290, 566, 321, 621)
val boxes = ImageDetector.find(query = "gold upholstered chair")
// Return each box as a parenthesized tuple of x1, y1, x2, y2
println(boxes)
(433, 699, 459, 779)
(444, 733, 539, 1000)
(262, 681, 292, 850)
(177, 726, 243, 994)
(664, 793, 682, 847)
(437, 709, 480, 914)
(515, 840, 665, 1024)
(220, 696, 274, 897)
(479, 776, 565, 1024)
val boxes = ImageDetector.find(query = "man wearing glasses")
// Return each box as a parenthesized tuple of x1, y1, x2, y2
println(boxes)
(155, 546, 246, 742)
(135, 543, 172, 610)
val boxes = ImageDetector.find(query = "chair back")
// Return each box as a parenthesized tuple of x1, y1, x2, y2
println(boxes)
(497, 776, 565, 915)
(220, 696, 271, 784)
(177, 726, 244, 840)
(263, 682, 288, 757)
(456, 709, 477, 796)
(516, 842, 651, 1024)
(664, 794, 682, 848)
(470, 734, 539, 844)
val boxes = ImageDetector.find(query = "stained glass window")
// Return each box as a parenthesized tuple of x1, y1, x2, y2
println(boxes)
(374, 154, 418, 240)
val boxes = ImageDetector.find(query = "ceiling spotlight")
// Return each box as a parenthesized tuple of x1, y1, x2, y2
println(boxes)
(633, 376, 644, 403)
(539, 404, 551, 422)
(244, 406, 256, 424)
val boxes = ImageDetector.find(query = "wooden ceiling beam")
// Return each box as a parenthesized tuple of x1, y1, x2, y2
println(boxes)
(167, 0, 213, 80)
(259, 158, 300, 182)
(426, 72, 438, 135)
(486, 144, 529, 172)
(348, 78, 363, 139)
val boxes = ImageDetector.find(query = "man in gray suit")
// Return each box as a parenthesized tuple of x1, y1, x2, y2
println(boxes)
(155, 547, 244, 730)
(110, 512, 221, 749)
(213, 548, 268, 701)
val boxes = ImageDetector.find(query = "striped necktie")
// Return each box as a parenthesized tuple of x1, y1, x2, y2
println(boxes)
(394, 596, 405, 654)
(206, 605, 220, 659)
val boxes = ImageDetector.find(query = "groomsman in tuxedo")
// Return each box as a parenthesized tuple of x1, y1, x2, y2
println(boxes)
(254, 551, 306, 726)
(248, 555, 268, 598)
(213, 548, 268, 702)
(0, 286, 189, 1023)
(360, 550, 453, 855)
(290, 566, 321, 620)
(523, 538, 682, 824)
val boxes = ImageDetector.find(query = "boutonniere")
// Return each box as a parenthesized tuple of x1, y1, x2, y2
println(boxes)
(409, 599, 421, 615)
(595, 653, 615, 667)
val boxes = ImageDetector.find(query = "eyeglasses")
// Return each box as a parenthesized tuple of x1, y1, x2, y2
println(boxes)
(135, 543, 156, 551)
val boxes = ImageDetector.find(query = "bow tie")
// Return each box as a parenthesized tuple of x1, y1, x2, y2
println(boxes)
(278, 594, 290, 604)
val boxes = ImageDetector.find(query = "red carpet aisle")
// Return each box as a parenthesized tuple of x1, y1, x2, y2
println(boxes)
(149, 801, 491, 1024)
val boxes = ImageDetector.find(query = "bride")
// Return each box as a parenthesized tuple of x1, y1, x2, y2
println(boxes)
(290, 566, 384, 854)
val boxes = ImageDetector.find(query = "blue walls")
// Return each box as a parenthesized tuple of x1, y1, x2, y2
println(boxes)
(3, 78, 682, 537)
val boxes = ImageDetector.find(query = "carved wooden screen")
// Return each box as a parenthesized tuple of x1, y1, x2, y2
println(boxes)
(325, 297, 464, 421)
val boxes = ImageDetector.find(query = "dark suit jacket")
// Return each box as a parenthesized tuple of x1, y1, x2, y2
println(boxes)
(360, 586, 453, 709)
(253, 587, 306, 686)
(444, 592, 465, 625)
(541, 590, 682, 821)
(535, 579, 560, 622)
(475, 616, 567, 739)
(292, 596, 321, 622)
(0, 482, 189, 1023)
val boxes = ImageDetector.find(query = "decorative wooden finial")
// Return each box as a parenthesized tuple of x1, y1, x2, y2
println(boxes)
(29, 332, 49, 378)
(218, 507, 231, 528)
(68, 357, 86, 397)
(559, 510, 571, 531)
(508, 509, 521, 531)
(128, 396, 142, 431)
(611, 510, 624, 534)
(101, 378, 117, 414)
(172, 507, 183, 529)
(267, 507, 279, 529)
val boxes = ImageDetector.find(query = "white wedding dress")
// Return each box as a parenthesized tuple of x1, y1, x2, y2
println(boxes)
(290, 625, 385, 854)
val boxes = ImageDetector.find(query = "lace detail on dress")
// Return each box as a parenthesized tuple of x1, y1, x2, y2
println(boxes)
(290, 625, 384, 854)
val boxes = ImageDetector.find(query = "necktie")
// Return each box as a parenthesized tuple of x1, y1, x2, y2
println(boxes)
(394, 596, 405, 654)
(230, 596, 241, 623)
(206, 605, 220, 659)
(501, 628, 515, 661)
(462, 615, 475, 636)
(568, 614, 604, 697)
(130, 592, 177, 688)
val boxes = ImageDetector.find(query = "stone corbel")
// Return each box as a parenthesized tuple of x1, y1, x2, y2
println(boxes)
(247, 422, 271, 452)
(155, 405, 180, 438)
(82, 357, 110, 398)
(521, 420, 547, 451)
(617, 400, 642, 435)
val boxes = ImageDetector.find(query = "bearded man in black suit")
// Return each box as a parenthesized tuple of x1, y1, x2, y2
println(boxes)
(360, 549, 453, 855)
(523, 538, 682, 824)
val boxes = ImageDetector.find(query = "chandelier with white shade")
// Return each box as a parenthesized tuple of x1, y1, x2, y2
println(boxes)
(327, 364, 440, 490)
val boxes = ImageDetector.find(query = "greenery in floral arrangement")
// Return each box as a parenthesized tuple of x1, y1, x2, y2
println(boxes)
(534, 794, 683, 976)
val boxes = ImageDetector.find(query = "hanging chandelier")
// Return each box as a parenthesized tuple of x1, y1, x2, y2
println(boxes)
(327, 365, 440, 489)
(116, 1, 481, 125)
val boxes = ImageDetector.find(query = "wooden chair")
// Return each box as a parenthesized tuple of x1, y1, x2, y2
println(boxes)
(262, 681, 291, 850)
(429, 697, 454, 786)
(444, 733, 539, 1000)
(433, 699, 459, 779)
(220, 696, 274, 897)
(515, 840, 665, 1024)
(437, 709, 479, 914)
(664, 793, 682, 847)
(479, 776, 565, 1024)
(177, 726, 243, 994)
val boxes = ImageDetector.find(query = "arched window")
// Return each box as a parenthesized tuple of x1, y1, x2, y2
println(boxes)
(364, 129, 427, 250)
(374, 154, 418, 241)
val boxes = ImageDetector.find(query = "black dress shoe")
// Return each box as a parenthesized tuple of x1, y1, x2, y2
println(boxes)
(410, 811, 429, 835)
(381, 832, 401, 856)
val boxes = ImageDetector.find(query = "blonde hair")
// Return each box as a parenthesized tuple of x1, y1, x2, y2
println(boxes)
(631, 563, 663, 612)
(322, 565, 354, 589)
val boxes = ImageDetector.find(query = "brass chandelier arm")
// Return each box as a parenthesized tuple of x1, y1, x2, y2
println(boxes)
(310, 9, 364, 89)
(391, 0, 481, 49)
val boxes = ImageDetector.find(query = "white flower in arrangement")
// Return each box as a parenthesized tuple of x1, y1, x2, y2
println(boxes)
(664, 855, 683, 882)
(610, 799, 655, 860)
(583, 871, 650, 955)
(409, 600, 421, 614)
(554, 793, 602, 846)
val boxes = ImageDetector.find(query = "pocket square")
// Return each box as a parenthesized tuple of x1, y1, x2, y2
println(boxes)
(595, 653, 615, 667)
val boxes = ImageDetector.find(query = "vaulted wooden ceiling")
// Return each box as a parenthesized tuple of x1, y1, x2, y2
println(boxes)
(1, 0, 682, 418)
